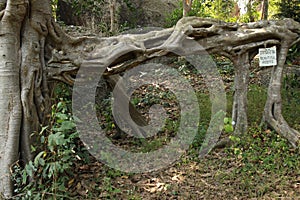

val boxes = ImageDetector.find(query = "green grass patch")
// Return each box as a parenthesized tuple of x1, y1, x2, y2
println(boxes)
(223, 126, 300, 198)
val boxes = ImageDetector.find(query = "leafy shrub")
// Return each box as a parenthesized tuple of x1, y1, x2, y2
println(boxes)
(274, 0, 300, 22)
(12, 84, 89, 199)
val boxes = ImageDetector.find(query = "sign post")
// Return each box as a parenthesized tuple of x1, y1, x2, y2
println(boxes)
(259, 46, 277, 67)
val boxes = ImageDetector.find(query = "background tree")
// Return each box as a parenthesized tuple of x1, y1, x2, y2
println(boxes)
(209, 0, 236, 21)
(261, 0, 269, 20)
(168, 0, 238, 26)
(109, 0, 117, 32)
(183, 0, 193, 16)
(275, 0, 300, 22)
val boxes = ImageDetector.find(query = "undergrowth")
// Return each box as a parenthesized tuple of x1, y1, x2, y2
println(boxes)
(12, 84, 89, 200)
(224, 125, 300, 198)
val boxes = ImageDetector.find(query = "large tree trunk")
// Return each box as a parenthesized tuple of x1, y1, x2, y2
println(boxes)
(0, 0, 72, 197)
(232, 53, 250, 135)
(0, 0, 26, 197)
(19, 0, 54, 163)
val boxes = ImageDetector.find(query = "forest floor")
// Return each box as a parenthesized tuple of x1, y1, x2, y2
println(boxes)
(68, 56, 300, 199)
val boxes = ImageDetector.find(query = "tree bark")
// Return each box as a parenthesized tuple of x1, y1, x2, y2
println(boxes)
(0, 0, 77, 197)
(232, 53, 250, 135)
(183, 0, 193, 17)
(109, 0, 116, 33)
(20, 0, 53, 163)
(0, 0, 26, 197)
(261, 0, 269, 20)
(264, 41, 300, 147)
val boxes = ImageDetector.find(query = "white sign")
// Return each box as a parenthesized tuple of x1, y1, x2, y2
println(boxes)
(259, 46, 277, 67)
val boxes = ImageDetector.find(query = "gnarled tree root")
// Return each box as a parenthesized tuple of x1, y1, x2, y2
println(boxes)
(263, 42, 300, 147)
(265, 113, 300, 147)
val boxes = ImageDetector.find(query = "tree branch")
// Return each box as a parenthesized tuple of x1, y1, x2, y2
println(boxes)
(46, 17, 300, 148)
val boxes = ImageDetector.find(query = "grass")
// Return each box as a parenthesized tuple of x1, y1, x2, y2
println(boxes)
(247, 84, 268, 124)
(223, 126, 300, 198)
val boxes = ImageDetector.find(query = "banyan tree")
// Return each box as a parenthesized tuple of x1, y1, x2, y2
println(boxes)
(0, 0, 299, 197)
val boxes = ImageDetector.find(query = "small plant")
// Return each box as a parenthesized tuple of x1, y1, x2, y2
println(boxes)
(12, 84, 89, 199)
(224, 117, 234, 133)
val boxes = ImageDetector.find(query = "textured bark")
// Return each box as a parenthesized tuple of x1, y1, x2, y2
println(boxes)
(261, 0, 269, 20)
(232, 53, 250, 135)
(183, 0, 193, 17)
(0, 0, 77, 197)
(106, 74, 148, 137)
(0, 0, 26, 197)
(264, 41, 300, 147)
(20, 0, 53, 164)
(46, 17, 300, 145)
(109, 0, 116, 33)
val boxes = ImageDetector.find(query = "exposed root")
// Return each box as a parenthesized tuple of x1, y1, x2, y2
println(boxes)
(0, 10, 4, 20)
(265, 111, 300, 147)
(263, 42, 300, 147)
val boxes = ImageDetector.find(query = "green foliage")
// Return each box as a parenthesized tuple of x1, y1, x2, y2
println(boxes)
(282, 44, 300, 116)
(282, 72, 300, 128)
(283, 73, 300, 91)
(166, 0, 300, 25)
(224, 117, 234, 133)
(247, 81, 299, 130)
(206, 0, 237, 22)
(12, 84, 89, 199)
(274, 0, 300, 22)
(101, 177, 122, 197)
(51, 0, 58, 20)
(165, 0, 211, 27)
(226, 126, 300, 197)
(286, 44, 300, 65)
(165, 3, 183, 28)
(69, 0, 105, 16)
(165, 0, 237, 27)
(247, 85, 268, 124)
(215, 56, 235, 76)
